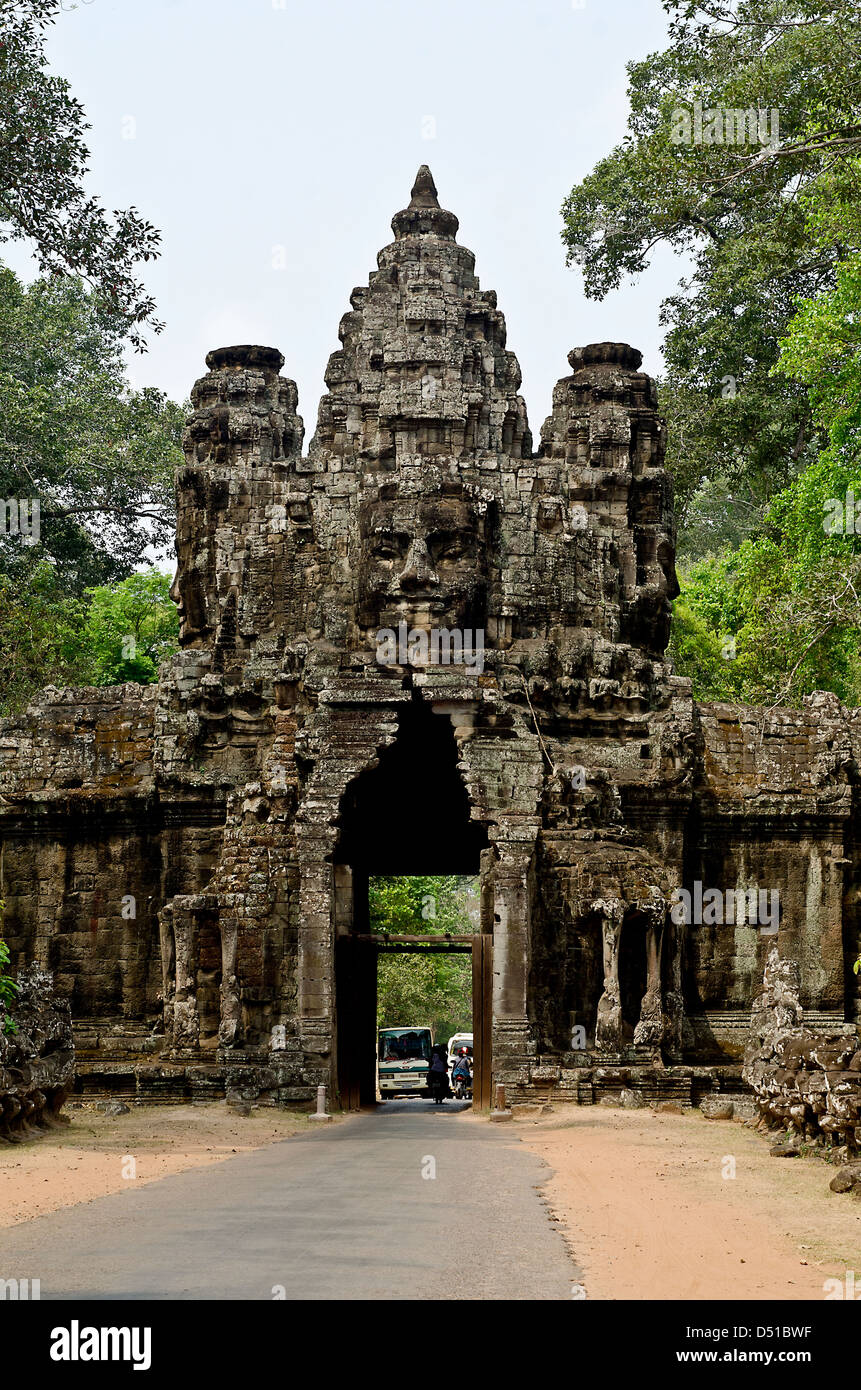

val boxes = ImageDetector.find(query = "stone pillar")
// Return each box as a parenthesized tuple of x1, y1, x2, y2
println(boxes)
(595, 898, 624, 1051)
(295, 836, 337, 1086)
(491, 837, 540, 1077)
(662, 914, 685, 1061)
(172, 344, 304, 652)
(633, 905, 665, 1048)
(157, 901, 176, 1039)
(170, 900, 200, 1051)
(218, 916, 241, 1048)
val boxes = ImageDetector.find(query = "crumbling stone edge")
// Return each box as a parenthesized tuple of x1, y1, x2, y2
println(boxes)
(742, 947, 861, 1193)
(0, 965, 75, 1142)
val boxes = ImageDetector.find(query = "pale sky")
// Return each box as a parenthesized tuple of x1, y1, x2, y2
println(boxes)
(11, 0, 686, 436)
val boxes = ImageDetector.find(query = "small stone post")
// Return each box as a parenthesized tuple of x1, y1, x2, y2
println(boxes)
(490, 1082, 513, 1122)
(309, 1083, 332, 1122)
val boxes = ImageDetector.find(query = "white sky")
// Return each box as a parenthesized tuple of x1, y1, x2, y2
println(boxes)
(10, 0, 687, 437)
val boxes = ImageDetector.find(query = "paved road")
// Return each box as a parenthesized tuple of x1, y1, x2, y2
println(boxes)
(0, 1100, 578, 1300)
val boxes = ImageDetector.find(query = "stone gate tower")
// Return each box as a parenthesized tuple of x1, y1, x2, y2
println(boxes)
(1, 168, 859, 1108)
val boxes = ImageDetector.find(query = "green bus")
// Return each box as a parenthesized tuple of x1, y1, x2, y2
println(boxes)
(378, 1026, 433, 1098)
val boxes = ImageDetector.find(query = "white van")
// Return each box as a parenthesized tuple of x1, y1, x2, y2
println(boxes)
(447, 1032, 473, 1070)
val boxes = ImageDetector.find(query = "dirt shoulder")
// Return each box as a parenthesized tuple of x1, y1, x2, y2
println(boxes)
(0, 1102, 336, 1227)
(516, 1105, 861, 1300)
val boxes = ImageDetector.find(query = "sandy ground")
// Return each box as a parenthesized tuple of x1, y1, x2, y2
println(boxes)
(5, 1098, 859, 1301)
(516, 1105, 861, 1300)
(0, 1102, 328, 1227)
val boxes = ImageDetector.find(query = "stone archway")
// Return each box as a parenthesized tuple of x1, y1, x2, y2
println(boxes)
(290, 683, 543, 1108)
(323, 695, 491, 1108)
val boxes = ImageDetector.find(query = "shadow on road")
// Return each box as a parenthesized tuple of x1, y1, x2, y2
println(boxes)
(374, 1097, 472, 1117)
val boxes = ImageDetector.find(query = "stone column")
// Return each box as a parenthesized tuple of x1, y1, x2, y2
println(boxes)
(218, 916, 241, 1048)
(633, 904, 665, 1048)
(594, 897, 624, 1051)
(662, 913, 685, 1061)
(491, 836, 540, 1075)
(170, 899, 200, 1051)
(295, 835, 337, 1087)
(157, 901, 176, 1039)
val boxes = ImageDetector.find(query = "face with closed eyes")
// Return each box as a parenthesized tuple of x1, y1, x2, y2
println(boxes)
(169, 473, 212, 647)
(357, 492, 487, 635)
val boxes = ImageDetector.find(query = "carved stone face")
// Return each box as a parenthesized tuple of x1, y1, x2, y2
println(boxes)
(170, 473, 212, 647)
(357, 491, 487, 635)
(169, 554, 209, 648)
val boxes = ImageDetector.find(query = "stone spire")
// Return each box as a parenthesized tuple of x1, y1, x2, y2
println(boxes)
(534, 340, 679, 657)
(409, 164, 438, 204)
(173, 344, 308, 651)
(309, 166, 529, 465)
(391, 164, 459, 240)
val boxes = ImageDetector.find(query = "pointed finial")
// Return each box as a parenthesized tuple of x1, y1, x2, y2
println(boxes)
(392, 165, 458, 241)
(409, 165, 440, 209)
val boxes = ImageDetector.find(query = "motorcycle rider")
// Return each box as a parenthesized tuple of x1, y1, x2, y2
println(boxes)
(451, 1047, 472, 1096)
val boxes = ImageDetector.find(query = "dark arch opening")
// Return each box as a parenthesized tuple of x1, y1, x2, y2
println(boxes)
(619, 910, 648, 1040)
(335, 695, 488, 876)
(333, 696, 489, 1108)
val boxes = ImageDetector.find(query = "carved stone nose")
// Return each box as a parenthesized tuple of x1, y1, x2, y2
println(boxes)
(397, 538, 439, 591)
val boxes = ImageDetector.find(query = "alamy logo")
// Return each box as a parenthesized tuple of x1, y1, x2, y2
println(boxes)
(670, 881, 779, 934)
(823, 491, 861, 535)
(0, 498, 40, 543)
(670, 100, 779, 147)
(50, 1321, 152, 1371)
(375, 620, 485, 673)
(0, 1277, 40, 1299)
(823, 1270, 860, 1300)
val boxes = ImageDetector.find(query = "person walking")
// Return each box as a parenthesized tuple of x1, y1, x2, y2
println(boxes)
(427, 1044, 449, 1104)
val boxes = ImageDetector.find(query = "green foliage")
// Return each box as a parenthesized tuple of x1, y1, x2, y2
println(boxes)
(776, 158, 861, 475)
(561, 0, 861, 531)
(670, 457, 861, 705)
(81, 571, 179, 686)
(0, 264, 184, 711)
(0, 15, 181, 709)
(667, 588, 744, 702)
(0, 901, 18, 1034)
(0, 265, 182, 588)
(368, 875, 478, 937)
(0, 1, 162, 347)
(376, 954, 472, 1047)
(0, 564, 179, 713)
(0, 559, 88, 712)
(671, 150, 861, 707)
(370, 876, 476, 1044)
(0, 934, 14, 1002)
(564, 3, 861, 705)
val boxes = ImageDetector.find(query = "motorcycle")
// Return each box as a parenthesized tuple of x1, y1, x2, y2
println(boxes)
(452, 1070, 473, 1101)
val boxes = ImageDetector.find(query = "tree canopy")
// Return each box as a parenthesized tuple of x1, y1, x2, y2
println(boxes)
(562, 0, 861, 531)
(0, 12, 183, 712)
(563, 1, 861, 705)
(0, 0, 162, 347)
(0, 266, 182, 587)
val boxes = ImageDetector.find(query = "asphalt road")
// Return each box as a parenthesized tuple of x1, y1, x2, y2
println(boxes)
(0, 1100, 578, 1300)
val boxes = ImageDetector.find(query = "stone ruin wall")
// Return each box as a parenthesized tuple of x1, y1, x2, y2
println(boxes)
(0, 168, 860, 1108)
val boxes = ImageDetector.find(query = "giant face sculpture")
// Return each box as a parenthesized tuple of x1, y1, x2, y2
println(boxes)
(169, 470, 215, 647)
(357, 488, 488, 637)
